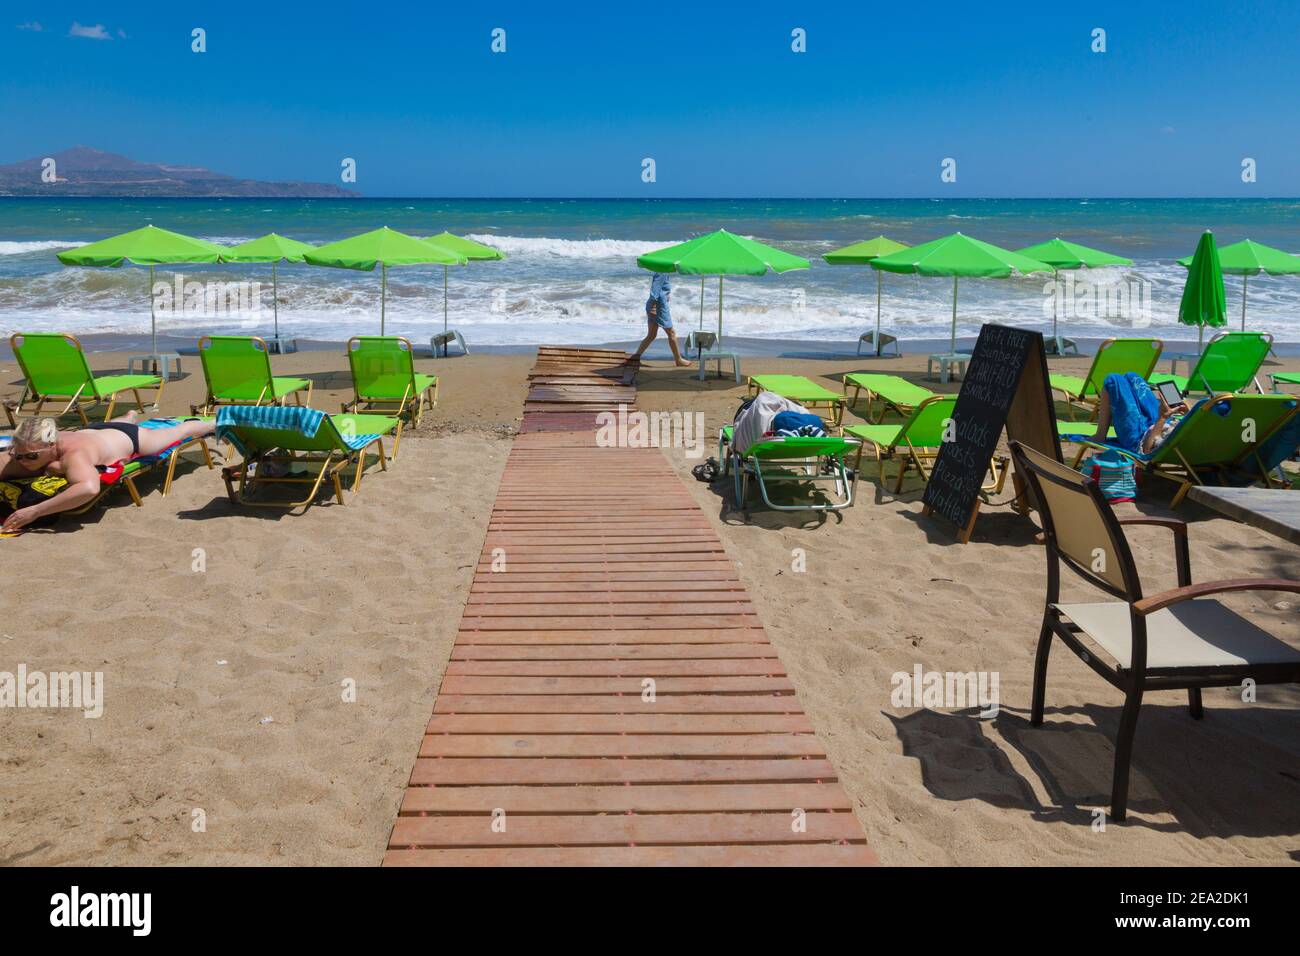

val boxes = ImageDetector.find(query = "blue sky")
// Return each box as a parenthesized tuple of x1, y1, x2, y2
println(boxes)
(2, 1, 1298, 197)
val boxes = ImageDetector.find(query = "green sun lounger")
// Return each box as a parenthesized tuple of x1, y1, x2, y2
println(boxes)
(196, 335, 312, 416)
(1070, 392, 1300, 506)
(841, 372, 937, 423)
(725, 430, 862, 513)
(1270, 371, 1300, 394)
(1148, 331, 1273, 395)
(844, 395, 1008, 495)
(5, 332, 163, 427)
(747, 374, 846, 427)
(342, 336, 437, 457)
(1048, 337, 1164, 420)
(1056, 421, 1117, 440)
(215, 405, 399, 512)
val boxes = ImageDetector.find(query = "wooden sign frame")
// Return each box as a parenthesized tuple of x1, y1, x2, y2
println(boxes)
(922, 324, 1061, 543)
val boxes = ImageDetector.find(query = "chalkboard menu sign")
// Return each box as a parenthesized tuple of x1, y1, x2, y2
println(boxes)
(922, 323, 1060, 542)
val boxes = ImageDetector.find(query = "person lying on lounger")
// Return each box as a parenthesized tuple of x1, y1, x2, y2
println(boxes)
(0, 413, 214, 532)
(1090, 374, 1188, 455)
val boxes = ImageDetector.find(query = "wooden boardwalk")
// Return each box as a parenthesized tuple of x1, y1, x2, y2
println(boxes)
(384, 347, 875, 865)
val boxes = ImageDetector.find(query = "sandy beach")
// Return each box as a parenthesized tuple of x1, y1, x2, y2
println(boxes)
(1, 341, 1297, 866)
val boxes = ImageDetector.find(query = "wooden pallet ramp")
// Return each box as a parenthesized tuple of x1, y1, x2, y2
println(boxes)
(384, 346, 875, 866)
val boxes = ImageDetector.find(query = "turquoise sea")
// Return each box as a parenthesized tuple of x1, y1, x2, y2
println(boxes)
(1, 198, 1297, 344)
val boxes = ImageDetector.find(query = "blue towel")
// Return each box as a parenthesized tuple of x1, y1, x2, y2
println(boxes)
(1104, 372, 1162, 453)
(215, 405, 380, 455)
(771, 411, 827, 438)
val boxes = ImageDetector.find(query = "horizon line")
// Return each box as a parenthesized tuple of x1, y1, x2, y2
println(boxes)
(1, 195, 1296, 202)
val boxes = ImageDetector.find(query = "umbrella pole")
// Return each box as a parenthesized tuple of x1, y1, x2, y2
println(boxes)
(875, 270, 882, 354)
(149, 265, 158, 367)
(444, 265, 449, 334)
(1053, 271, 1060, 343)
(951, 275, 958, 355)
(699, 277, 704, 331)
(717, 276, 724, 344)
(381, 263, 387, 336)
(1241, 274, 1248, 331)
(273, 262, 280, 341)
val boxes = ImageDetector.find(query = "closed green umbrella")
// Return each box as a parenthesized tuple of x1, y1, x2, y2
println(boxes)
(1178, 230, 1228, 351)
(303, 227, 466, 335)
(1016, 238, 1134, 355)
(870, 233, 1053, 356)
(1177, 238, 1300, 330)
(636, 229, 809, 344)
(223, 233, 316, 348)
(57, 224, 228, 370)
(421, 232, 506, 336)
(824, 236, 909, 355)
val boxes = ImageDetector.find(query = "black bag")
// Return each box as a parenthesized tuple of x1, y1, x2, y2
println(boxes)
(0, 475, 68, 528)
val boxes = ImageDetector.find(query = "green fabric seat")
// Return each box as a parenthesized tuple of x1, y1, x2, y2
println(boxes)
(747, 374, 846, 425)
(197, 335, 311, 413)
(1070, 393, 1299, 505)
(218, 409, 399, 512)
(1048, 337, 1164, 418)
(1148, 331, 1273, 395)
(6, 332, 163, 426)
(748, 374, 842, 402)
(1056, 421, 1117, 439)
(842, 372, 936, 423)
(1272, 372, 1300, 393)
(343, 336, 438, 456)
(844, 395, 956, 492)
(728, 433, 862, 513)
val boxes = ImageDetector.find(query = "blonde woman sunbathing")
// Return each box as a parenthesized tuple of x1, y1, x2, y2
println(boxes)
(1, 413, 214, 532)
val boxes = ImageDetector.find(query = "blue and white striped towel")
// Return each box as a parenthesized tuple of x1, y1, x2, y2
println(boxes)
(215, 405, 380, 455)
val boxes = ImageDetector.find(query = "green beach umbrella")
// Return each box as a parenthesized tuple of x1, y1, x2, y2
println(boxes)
(421, 232, 506, 335)
(303, 227, 466, 335)
(1177, 238, 1300, 330)
(57, 224, 228, 366)
(223, 233, 316, 345)
(1178, 230, 1228, 351)
(1016, 238, 1134, 354)
(870, 233, 1053, 355)
(824, 236, 909, 355)
(636, 229, 809, 343)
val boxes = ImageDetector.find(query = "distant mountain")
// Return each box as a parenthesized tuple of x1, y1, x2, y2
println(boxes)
(0, 146, 360, 198)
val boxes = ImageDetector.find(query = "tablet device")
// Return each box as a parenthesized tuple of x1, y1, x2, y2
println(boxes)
(1155, 380, 1184, 407)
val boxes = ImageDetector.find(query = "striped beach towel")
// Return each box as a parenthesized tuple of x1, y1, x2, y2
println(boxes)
(215, 406, 380, 455)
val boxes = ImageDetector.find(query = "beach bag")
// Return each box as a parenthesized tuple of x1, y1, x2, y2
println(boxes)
(0, 474, 69, 529)
(1079, 449, 1137, 502)
(732, 391, 805, 454)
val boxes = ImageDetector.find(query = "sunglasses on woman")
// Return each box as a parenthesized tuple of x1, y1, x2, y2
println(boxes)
(6, 447, 48, 462)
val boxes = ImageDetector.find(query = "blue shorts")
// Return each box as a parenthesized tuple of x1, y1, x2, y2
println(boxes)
(648, 308, 672, 330)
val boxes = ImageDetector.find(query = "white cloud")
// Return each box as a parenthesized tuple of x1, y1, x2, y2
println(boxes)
(16, 22, 43, 31)
(69, 22, 112, 40)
